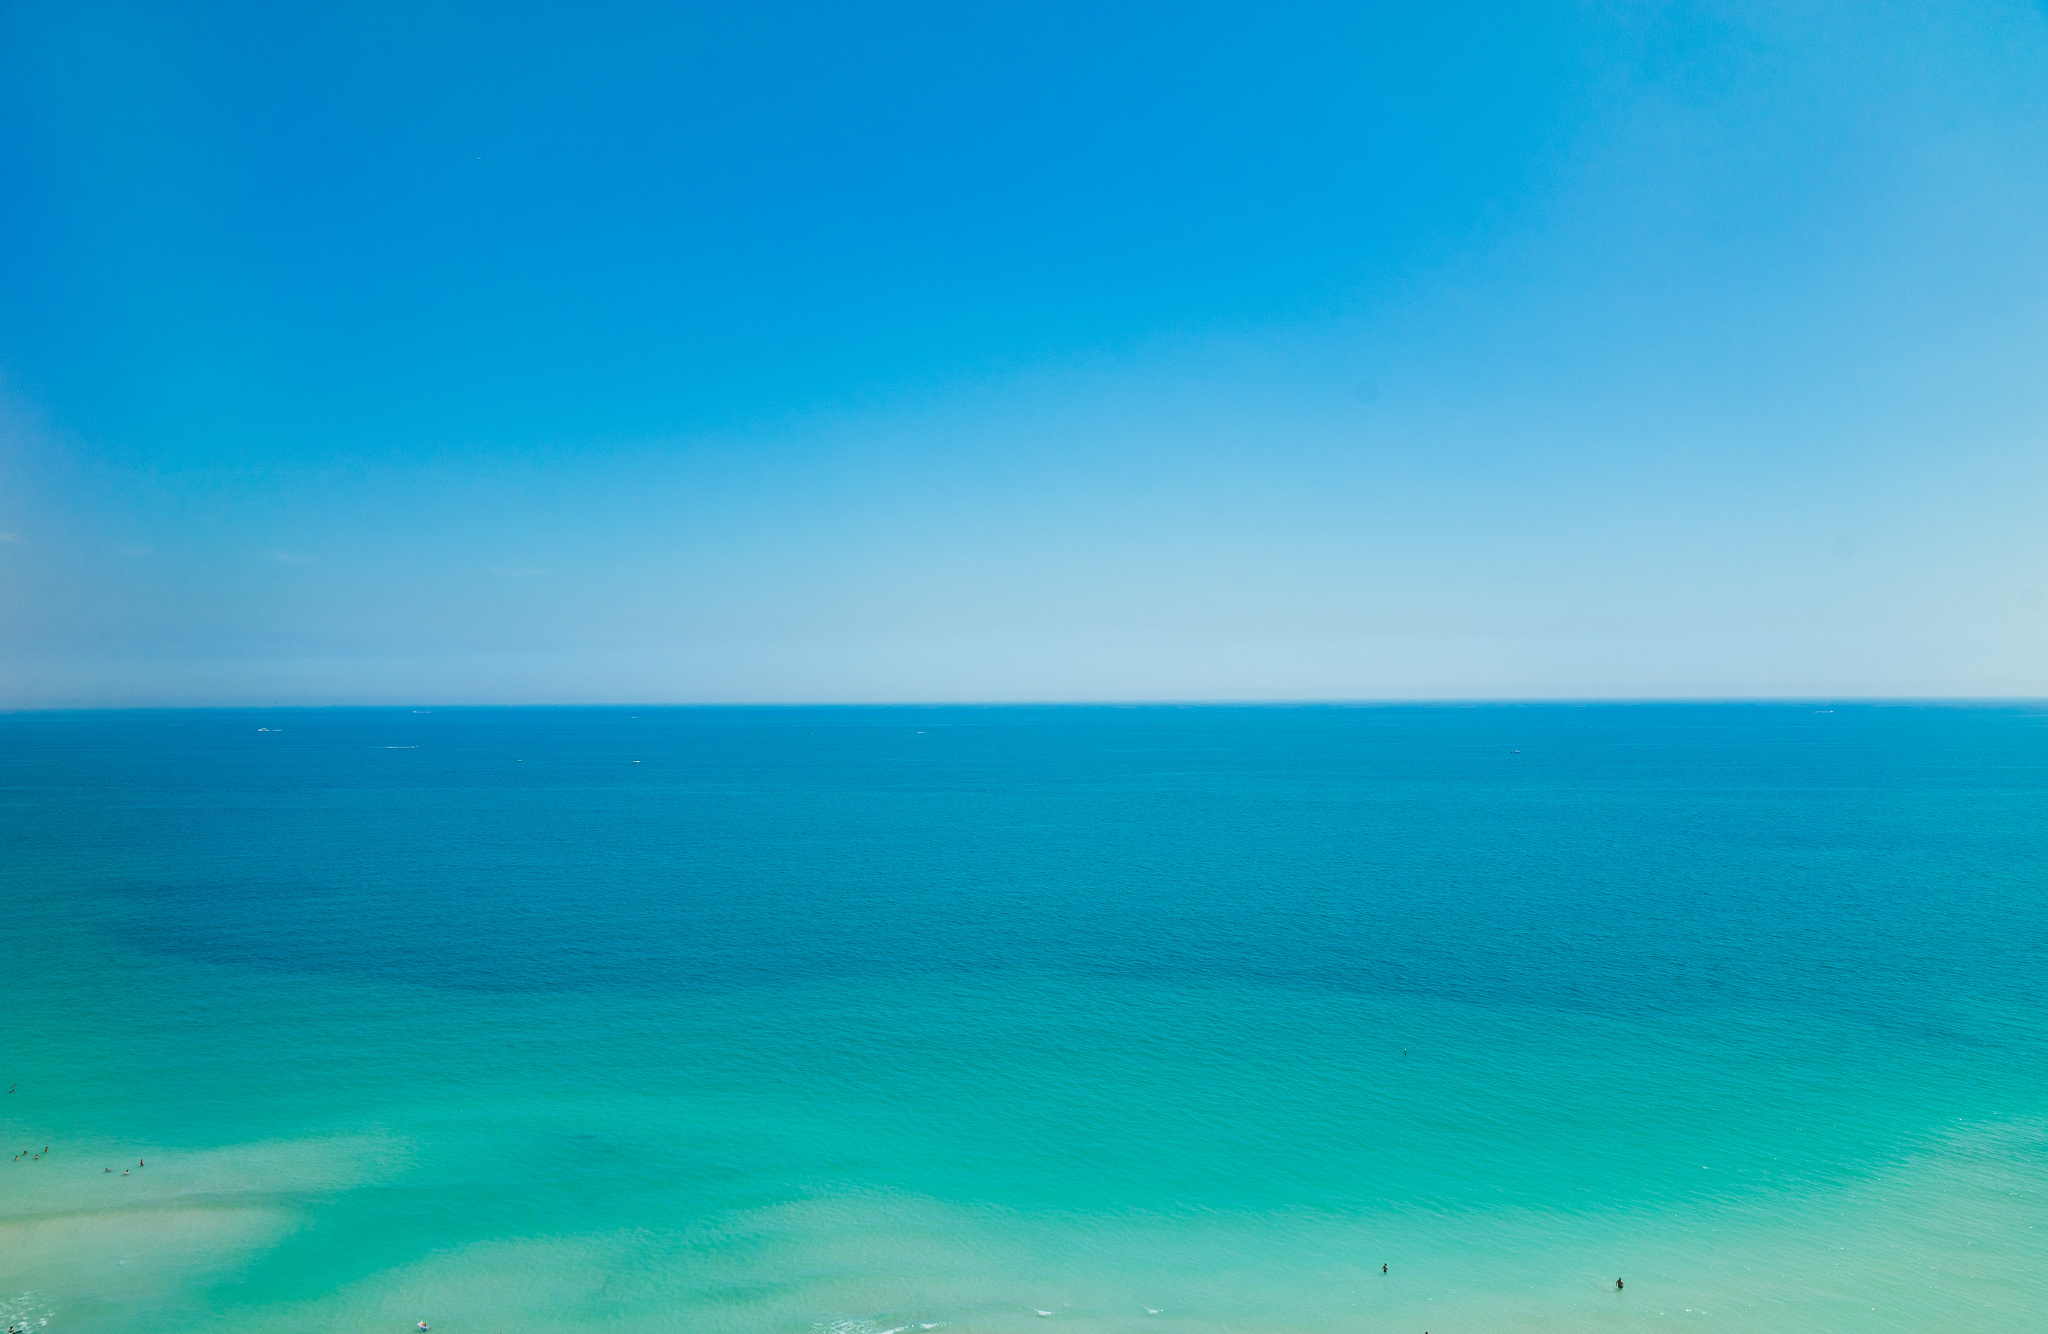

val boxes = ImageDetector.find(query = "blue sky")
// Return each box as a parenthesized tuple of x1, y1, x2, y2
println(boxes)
(2, 0, 2045, 704)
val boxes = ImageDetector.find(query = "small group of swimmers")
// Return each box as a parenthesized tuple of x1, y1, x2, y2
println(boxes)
(11, 1146, 49, 1162)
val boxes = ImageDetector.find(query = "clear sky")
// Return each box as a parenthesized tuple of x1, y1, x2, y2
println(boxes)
(2, 0, 2044, 705)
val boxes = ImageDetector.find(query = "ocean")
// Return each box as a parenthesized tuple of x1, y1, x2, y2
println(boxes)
(1, 703, 2043, 1333)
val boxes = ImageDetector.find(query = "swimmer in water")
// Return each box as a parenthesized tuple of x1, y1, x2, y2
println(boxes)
(1382, 1265, 1387, 1274)
(1617, 1278, 1624, 1290)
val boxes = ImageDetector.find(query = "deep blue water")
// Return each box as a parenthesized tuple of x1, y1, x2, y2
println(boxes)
(2, 704, 2044, 1332)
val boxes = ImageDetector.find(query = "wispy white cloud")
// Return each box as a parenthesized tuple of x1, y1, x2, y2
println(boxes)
(0, 531, 24, 544)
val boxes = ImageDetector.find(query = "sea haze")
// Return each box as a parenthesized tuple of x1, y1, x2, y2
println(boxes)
(2, 704, 2044, 1332)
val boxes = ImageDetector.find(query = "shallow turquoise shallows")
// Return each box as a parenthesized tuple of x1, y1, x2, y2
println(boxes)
(2, 704, 2043, 1333)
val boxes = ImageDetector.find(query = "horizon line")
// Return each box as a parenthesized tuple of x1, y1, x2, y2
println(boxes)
(7, 696, 2046, 715)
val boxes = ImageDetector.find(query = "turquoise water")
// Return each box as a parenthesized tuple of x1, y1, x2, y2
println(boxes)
(2, 704, 2043, 1333)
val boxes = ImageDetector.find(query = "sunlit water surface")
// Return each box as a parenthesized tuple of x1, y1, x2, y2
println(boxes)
(2, 705, 2043, 1333)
